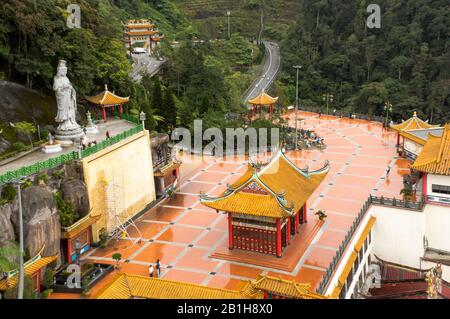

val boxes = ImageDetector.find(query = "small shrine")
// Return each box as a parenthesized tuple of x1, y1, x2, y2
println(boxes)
(248, 89, 278, 116)
(86, 84, 130, 122)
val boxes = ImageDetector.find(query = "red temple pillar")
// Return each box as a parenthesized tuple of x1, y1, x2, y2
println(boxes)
(111, 105, 115, 116)
(295, 211, 299, 233)
(276, 218, 282, 257)
(302, 203, 307, 224)
(402, 137, 405, 157)
(422, 173, 428, 204)
(396, 133, 400, 146)
(119, 104, 123, 119)
(228, 212, 233, 249)
(286, 218, 291, 244)
(264, 291, 268, 299)
(102, 106, 107, 122)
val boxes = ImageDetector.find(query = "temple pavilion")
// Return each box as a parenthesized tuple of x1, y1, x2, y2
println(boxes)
(390, 112, 440, 159)
(200, 150, 329, 257)
(123, 19, 164, 55)
(248, 89, 278, 116)
(86, 84, 130, 122)
(0, 248, 57, 298)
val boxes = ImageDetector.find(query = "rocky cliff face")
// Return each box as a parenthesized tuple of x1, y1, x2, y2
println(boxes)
(10, 185, 61, 262)
(61, 179, 90, 218)
(0, 204, 15, 246)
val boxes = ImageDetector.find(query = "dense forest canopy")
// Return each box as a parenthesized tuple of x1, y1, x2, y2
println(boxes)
(278, 0, 450, 123)
(0, 0, 449, 132)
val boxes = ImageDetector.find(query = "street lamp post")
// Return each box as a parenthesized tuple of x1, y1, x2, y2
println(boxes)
(15, 178, 25, 299)
(140, 111, 146, 130)
(227, 11, 231, 39)
(384, 101, 393, 128)
(322, 93, 334, 115)
(293, 65, 302, 150)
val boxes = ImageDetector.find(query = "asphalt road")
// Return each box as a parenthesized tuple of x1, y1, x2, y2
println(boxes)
(243, 40, 281, 103)
(130, 54, 166, 82)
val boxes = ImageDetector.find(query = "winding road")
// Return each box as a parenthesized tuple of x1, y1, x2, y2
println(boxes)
(243, 40, 281, 104)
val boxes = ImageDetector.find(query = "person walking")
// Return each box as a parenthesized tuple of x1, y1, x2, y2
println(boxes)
(149, 264, 154, 277)
(156, 259, 161, 278)
(385, 166, 391, 177)
(106, 130, 110, 139)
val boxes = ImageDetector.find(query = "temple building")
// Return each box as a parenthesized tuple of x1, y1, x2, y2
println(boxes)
(248, 89, 278, 116)
(123, 19, 164, 55)
(151, 133, 181, 198)
(390, 112, 441, 160)
(95, 273, 325, 299)
(200, 150, 329, 257)
(0, 249, 57, 299)
(86, 84, 130, 122)
(61, 213, 101, 264)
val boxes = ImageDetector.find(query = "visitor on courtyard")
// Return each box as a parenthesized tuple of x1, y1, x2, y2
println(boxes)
(385, 166, 391, 177)
(106, 130, 110, 139)
(149, 264, 154, 277)
(156, 259, 161, 277)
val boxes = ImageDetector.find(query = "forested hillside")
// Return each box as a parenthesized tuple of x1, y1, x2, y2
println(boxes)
(278, 0, 450, 123)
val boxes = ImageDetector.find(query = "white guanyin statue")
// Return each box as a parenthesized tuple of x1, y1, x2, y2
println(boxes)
(53, 60, 82, 144)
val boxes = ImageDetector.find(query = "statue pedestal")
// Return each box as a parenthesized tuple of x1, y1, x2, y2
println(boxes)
(42, 143, 62, 154)
(55, 127, 83, 147)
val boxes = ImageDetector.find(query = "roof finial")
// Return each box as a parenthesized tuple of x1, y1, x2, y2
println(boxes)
(413, 111, 417, 117)
(104, 84, 108, 91)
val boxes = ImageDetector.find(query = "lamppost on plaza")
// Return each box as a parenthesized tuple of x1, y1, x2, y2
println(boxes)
(322, 93, 334, 115)
(140, 111, 146, 130)
(227, 11, 231, 39)
(384, 101, 393, 128)
(293, 65, 302, 150)
(14, 177, 25, 299)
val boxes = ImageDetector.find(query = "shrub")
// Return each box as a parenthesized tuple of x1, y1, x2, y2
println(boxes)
(41, 289, 53, 299)
(41, 267, 55, 290)
(21, 179, 32, 190)
(36, 172, 49, 185)
(1, 184, 17, 202)
(51, 169, 64, 179)
(13, 142, 26, 152)
(54, 192, 79, 227)
(99, 228, 108, 248)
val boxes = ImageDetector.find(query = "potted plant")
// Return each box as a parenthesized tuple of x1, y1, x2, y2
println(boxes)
(400, 187, 413, 201)
(315, 210, 327, 221)
(112, 253, 122, 270)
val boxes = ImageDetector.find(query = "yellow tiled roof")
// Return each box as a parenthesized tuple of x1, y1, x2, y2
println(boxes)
(248, 89, 278, 105)
(251, 274, 326, 299)
(95, 274, 263, 299)
(329, 216, 376, 299)
(126, 30, 158, 36)
(399, 130, 428, 146)
(86, 84, 130, 106)
(390, 112, 438, 132)
(61, 214, 101, 240)
(411, 124, 450, 175)
(125, 23, 155, 29)
(0, 254, 57, 291)
(200, 151, 329, 218)
(154, 161, 181, 177)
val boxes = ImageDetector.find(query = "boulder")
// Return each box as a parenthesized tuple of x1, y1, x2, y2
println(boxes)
(60, 178, 90, 217)
(0, 136, 11, 154)
(11, 185, 61, 262)
(0, 203, 15, 246)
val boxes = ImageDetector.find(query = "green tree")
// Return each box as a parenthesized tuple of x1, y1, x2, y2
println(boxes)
(162, 88, 177, 132)
(14, 121, 36, 147)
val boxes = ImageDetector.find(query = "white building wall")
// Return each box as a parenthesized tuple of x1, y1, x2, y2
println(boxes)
(345, 242, 373, 299)
(427, 174, 450, 201)
(370, 205, 425, 268)
(404, 139, 423, 156)
(424, 204, 450, 252)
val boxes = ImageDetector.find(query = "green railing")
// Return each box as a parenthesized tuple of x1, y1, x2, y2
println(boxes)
(0, 124, 144, 185)
(113, 109, 140, 125)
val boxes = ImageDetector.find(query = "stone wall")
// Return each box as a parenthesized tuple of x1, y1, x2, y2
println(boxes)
(81, 130, 155, 241)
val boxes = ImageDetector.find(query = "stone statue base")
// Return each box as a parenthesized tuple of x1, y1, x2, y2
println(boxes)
(55, 127, 83, 147)
(42, 143, 62, 154)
